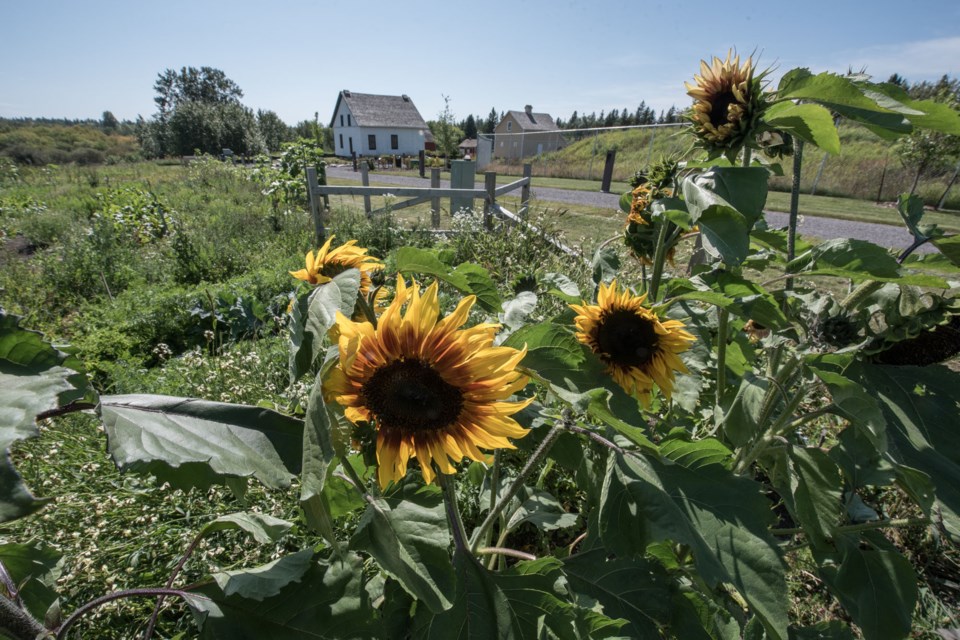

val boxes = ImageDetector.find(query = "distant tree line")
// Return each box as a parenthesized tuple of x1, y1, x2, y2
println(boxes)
(452, 102, 683, 140)
(136, 66, 332, 158)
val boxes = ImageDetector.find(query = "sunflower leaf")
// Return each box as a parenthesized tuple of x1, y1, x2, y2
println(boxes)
(765, 102, 840, 155)
(199, 512, 294, 545)
(288, 269, 361, 383)
(0, 541, 62, 621)
(349, 481, 456, 613)
(187, 551, 378, 638)
(394, 247, 502, 312)
(600, 452, 789, 640)
(99, 394, 303, 490)
(695, 204, 751, 266)
(682, 166, 769, 227)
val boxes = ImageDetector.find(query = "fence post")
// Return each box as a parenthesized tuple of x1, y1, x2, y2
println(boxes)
(484, 172, 497, 231)
(600, 150, 616, 193)
(305, 166, 325, 246)
(361, 162, 371, 216)
(450, 160, 476, 216)
(352, 151, 358, 172)
(876, 160, 888, 204)
(431, 168, 441, 228)
(419, 150, 426, 178)
(521, 163, 532, 218)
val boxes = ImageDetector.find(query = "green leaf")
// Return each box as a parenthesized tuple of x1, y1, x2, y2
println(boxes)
(200, 512, 293, 545)
(765, 102, 841, 154)
(288, 270, 361, 383)
(452, 262, 502, 313)
(846, 362, 960, 542)
(564, 549, 674, 639)
(659, 435, 733, 470)
(0, 450, 51, 523)
(212, 549, 314, 601)
(787, 238, 946, 286)
(504, 322, 585, 377)
(395, 247, 501, 312)
(776, 70, 912, 139)
(815, 537, 916, 640)
(600, 453, 789, 640)
(682, 167, 769, 227)
(505, 488, 579, 533)
(188, 551, 377, 639)
(495, 557, 627, 640)
(591, 245, 620, 284)
(0, 541, 62, 621)
(541, 272, 581, 304)
(697, 205, 751, 267)
(872, 83, 960, 135)
(789, 621, 857, 640)
(300, 369, 347, 545)
(784, 447, 843, 545)
(349, 481, 455, 613)
(932, 234, 960, 267)
(99, 394, 303, 490)
(690, 270, 790, 330)
(412, 548, 516, 639)
(829, 426, 896, 490)
(500, 291, 538, 331)
(808, 367, 887, 451)
(722, 372, 770, 448)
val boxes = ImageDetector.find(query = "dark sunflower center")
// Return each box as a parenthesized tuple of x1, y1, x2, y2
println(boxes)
(362, 358, 464, 433)
(595, 309, 659, 368)
(709, 90, 738, 127)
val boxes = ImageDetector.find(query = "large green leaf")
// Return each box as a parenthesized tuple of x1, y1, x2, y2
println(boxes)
(872, 83, 960, 135)
(412, 548, 515, 639)
(349, 481, 455, 613)
(778, 447, 843, 546)
(775, 70, 912, 139)
(0, 311, 89, 522)
(807, 360, 887, 451)
(932, 234, 960, 267)
(564, 549, 674, 639)
(682, 167, 769, 227)
(288, 270, 361, 383)
(682, 270, 789, 330)
(765, 102, 841, 154)
(695, 205, 751, 266)
(847, 362, 960, 542)
(199, 512, 293, 545)
(188, 551, 377, 639)
(814, 535, 916, 640)
(394, 247, 501, 312)
(723, 372, 771, 448)
(212, 549, 314, 601)
(788, 238, 947, 287)
(0, 541, 62, 621)
(591, 245, 621, 284)
(505, 487, 579, 534)
(99, 394, 303, 490)
(600, 453, 789, 640)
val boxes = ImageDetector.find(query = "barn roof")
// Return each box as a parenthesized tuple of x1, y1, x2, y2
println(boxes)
(330, 91, 429, 129)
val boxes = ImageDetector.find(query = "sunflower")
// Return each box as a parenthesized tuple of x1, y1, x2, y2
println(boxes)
(324, 277, 532, 488)
(571, 280, 695, 406)
(685, 51, 767, 154)
(290, 234, 383, 296)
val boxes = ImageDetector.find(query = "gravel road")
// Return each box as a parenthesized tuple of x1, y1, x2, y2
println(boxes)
(326, 165, 931, 253)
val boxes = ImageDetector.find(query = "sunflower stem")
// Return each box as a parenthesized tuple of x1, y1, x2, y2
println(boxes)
(438, 473, 469, 553)
(715, 308, 730, 414)
(786, 139, 804, 291)
(476, 547, 537, 562)
(648, 216, 672, 301)
(482, 450, 502, 552)
(469, 423, 563, 553)
(742, 147, 752, 168)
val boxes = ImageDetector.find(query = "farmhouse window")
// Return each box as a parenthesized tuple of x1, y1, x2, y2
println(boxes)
(340, 115, 344, 126)
(368, 134, 377, 151)
(348, 115, 352, 126)
(391, 134, 399, 150)
(339, 134, 343, 148)
(507, 122, 512, 132)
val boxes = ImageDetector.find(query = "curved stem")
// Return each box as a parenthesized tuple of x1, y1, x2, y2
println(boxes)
(840, 280, 884, 311)
(476, 547, 537, 562)
(770, 517, 930, 538)
(438, 473, 469, 553)
(56, 589, 193, 640)
(0, 594, 48, 640)
(35, 402, 97, 422)
(469, 424, 563, 552)
(144, 531, 206, 639)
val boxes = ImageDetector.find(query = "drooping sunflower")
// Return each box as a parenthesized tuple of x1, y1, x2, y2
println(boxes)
(290, 234, 384, 296)
(685, 51, 768, 156)
(571, 280, 695, 406)
(324, 277, 532, 488)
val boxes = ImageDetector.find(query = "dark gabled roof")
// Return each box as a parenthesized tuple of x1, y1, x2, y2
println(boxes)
(458, 138, 477, 149)
(506, 110, 557, 131)
(330, 91, 428, 128)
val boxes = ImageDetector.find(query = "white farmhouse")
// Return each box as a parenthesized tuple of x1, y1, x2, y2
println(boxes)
(330, 91, 430, 158)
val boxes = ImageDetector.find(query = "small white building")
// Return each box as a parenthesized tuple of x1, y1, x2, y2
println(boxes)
(330, 91, 430, 158)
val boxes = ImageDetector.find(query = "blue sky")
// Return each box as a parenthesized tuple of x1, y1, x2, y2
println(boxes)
(2, 0, 958, 127)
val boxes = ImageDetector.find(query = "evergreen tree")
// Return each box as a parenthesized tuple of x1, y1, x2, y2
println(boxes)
(464, 114, 478, 139)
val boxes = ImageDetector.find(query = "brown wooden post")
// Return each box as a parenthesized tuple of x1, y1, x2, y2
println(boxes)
(521, 163, 532, 218)
(484, 172, 497, 231)
(361, 162, 371, 216)
(600, 150, 616, 193)
(430, 168, 441, 228)
(419, 150, 426, 178)
(306, 166, 325, 246)
(876, 159, 888, 204)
